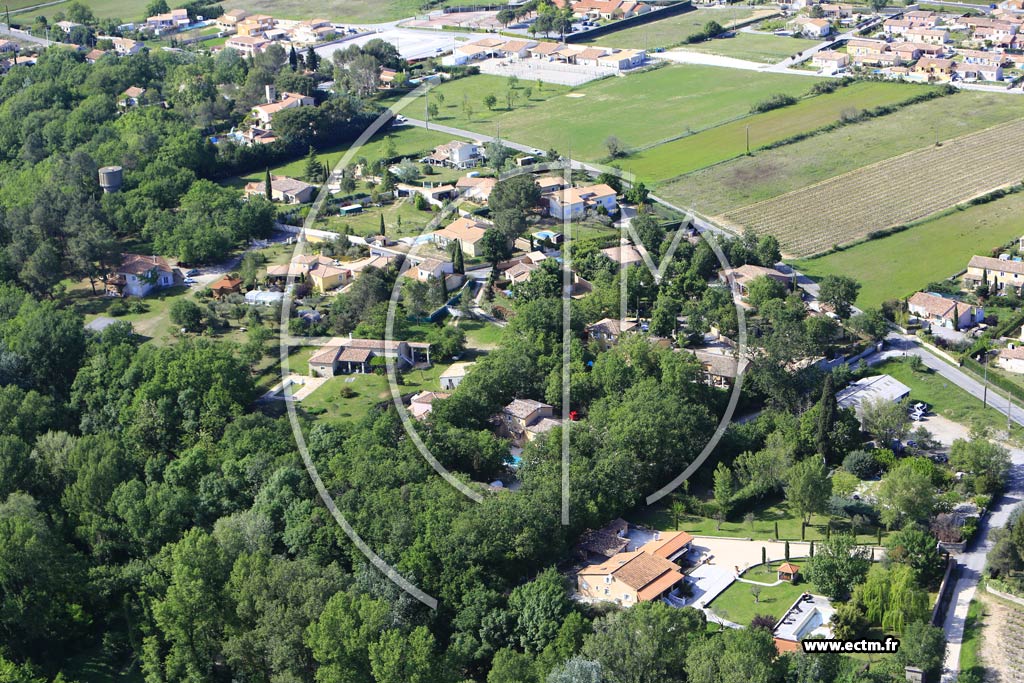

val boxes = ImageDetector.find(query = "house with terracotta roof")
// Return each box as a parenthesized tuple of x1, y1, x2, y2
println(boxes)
(118, 86, 147, 108)
(586, 318, 639, 349)
(719, 264, 792, 298)
(501, 399, 560, 443)
(431, 217, 489, 257)
(146, 8, 189, 32)
(106, 254, 176, 298)
(905, 27, 950, 45)
(216, 8, 248, 30)
(684, 347, 741, 388)
(422, 140, 481, 169)
(911, 56, 955, 82)
(209, 275, 242, 299)
(545, 183, 617, 219)
(812, 50, 849, 70)
(408, 390, 450, 419)
(226, 34, 270, 57)
(601, 240, 649, 266)
(789, 16, 831, 38)
(84, 48, 106, 63)
(244, 175, 316, 204)
(250, 91, 315, 127)
(235, 14, 276, 37)
(576, 548, 685, 605)
(455, 175, 497, 203)
(997, 345, 1024, 374)
(908, 291, 981, 329)
(597, 48, 646, 70)
(308, 337, 429, 376)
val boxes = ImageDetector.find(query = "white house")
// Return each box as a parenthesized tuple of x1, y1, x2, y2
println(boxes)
(422, 140, 481, 169)
(107, 254, 175, 298)
(546, 183, 617, 219)
(440, 362, 474, 390)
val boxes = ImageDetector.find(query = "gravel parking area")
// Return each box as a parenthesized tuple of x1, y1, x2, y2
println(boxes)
(477, 57, 619, 86)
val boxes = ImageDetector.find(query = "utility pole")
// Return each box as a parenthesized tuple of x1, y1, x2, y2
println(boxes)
(4, 5, 10, 29)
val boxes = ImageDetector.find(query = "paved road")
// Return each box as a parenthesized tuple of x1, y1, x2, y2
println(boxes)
(862, 334, 1024, 681)
(0, 24, 54, 46)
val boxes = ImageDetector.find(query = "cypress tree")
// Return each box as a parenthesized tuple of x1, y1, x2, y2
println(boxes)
(305, 46, 319, 71)
(453, 240, 465, 274)
(438, 273, 448, 303)
(784, 540, 790, 561)
(774, 521, 779, 540)
(816, 373, 838, 464)
(264, 168, 272, 201)
(761, 546, 767, 566)
(379, 213, 385, 236)
(810, 540, 815, 557)
(288, 45, 298, 70)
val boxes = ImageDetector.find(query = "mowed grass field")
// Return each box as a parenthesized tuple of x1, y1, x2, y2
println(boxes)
(791, 190, 1024, 309)
(579, 7, 765, 49)
(678, 32, 819, 63)
(18, 0, 487, 22)
(416, 66, 814, 161)
(660, 90, 1022, 215)
(720, 117, 1024, 257)
(224, 125, 463, 188)
(620, 81, 927, 183)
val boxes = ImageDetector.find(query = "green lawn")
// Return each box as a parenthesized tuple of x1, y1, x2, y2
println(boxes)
(621, 81, 927, 183)
(579, 7, 764, 50)
(870, 360, 1024, 439)
(18, 0, 488, 22)
(301, 363, 450, 424)
(707, 563, 808, 626)
(791, 190, 1024, 309)
(661, 90, 1024, 215)
(74, 285, 197, 343)
(225, 126, 465, 188)
(320, 198, 437, 239)
(459, 318, 504, 350)
(680, 32, 819, 63)
(637, 499, 886, 545)
(412, 66, 814, 162)
(959, 596, 986, 680)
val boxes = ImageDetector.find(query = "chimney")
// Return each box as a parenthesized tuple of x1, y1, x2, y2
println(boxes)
(265, 84, 276, 104)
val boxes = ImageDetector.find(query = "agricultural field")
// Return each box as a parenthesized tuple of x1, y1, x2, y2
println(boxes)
(791, 190, 1024, 309)
(578, 7, 768, 50)
(224, 125, 463, 188)
(660, 90, 1021, 215)
(412, 66, 814, 161)
(677, 32, 819, 63)
(620, 81, 928, 183)
(17, 0, 488, 22)
(718, 117, 1024, 257)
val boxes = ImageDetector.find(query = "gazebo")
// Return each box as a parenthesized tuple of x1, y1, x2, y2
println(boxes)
(778, 562, 800, 583)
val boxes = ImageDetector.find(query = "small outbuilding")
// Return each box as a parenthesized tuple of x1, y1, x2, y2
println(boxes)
(778, 562, 800, 583)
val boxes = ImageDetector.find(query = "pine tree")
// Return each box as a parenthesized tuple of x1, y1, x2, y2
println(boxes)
(816, 373, 838, 463)
(289, 45, 298, 70)
(264, 168, 273, 201)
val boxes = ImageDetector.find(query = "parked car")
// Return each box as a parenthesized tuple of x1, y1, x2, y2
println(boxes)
(183, 277, 196, 285)
(185, 268, 200, 276)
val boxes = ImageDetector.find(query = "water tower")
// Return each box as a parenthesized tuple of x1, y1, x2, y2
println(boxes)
(98, 166, 123, 193)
